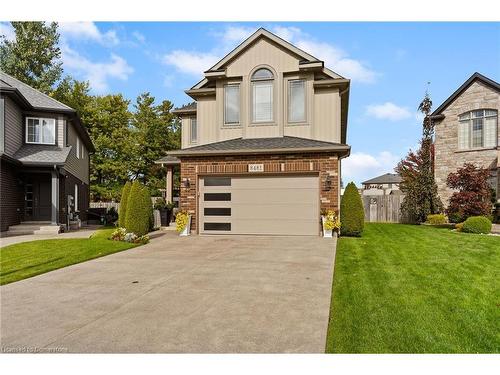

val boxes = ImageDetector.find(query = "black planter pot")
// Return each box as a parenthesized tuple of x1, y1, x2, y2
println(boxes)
(159, 208, 172, 227)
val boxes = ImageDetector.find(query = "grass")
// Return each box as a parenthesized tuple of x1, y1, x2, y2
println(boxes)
(326, 223, 500, 353)
(0, 228, 139, 285)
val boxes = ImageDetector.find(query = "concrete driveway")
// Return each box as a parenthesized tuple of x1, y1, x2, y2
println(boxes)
(1, 232, 336, 353)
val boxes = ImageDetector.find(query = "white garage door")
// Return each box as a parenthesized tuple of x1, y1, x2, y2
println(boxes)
(199, 175, 319, 235)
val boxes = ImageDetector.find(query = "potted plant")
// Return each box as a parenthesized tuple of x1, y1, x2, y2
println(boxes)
(154, 198, 174, 227)
(321, 210, 340, 238)
(176, 210, 191, 236)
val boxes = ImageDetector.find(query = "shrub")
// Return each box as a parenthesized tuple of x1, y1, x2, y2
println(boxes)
(110, 227, 127, 241)
(322, 210, 341, 231)
(153, 198, 166, 210)
(141, 187, 154, 231)
(125, 181, 150, 236)
(176, 210, 190, 233)
(446, 163, 492, 223)
(455, 223, 464, 232)
(340, 182, 364, 237)
(426, 214, 447, 225)
(118, 182, 131, 227)
(462, 216, 492, 234)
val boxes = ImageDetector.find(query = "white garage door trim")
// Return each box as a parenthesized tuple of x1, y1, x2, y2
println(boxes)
(198, 174, 320, 235)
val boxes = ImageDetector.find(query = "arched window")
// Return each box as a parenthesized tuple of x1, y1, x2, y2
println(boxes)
(458, 109, 497, 150)
(251, 68, 274, 123)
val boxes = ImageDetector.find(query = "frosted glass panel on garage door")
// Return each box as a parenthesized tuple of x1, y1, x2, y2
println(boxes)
(199, 175, 319, 235)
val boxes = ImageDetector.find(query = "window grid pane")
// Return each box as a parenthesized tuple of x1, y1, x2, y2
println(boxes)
(458, 120, 470, 150)
(253, 82, 273, 122)
(41, 119, 55, 144)
(472, 118, 483, 148)
(224, 85, 240, 124)
(484, 116, 497, 147)
(289, 80, 306, 122)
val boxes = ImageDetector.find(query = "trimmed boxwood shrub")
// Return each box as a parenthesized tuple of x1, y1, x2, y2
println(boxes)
(125, 181, 150, 236)
(340, 182, 364, 237)
(461, 216, 492, 234)
(118, 181, 131, 228)
(426, 214, 447, 225)
(141, 186, 154, 231)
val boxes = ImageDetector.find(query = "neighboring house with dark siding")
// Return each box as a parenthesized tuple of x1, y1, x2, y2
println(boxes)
(0, 71, 94, 233)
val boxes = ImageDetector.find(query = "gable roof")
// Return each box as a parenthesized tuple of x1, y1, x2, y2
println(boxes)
(0, 71, 95, 152)
(166, 136, 350, 157)
(431, 72, 500, 116)
(191, 28, 345, 90)
(362, 173, 402, 185)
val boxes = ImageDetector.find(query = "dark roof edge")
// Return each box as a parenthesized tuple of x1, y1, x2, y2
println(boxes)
(431, 72, 500, 116)
(167, 145, 351, 157)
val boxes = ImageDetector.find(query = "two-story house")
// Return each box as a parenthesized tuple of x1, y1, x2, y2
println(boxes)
(432, 72, 499, 205)
(0, 72, 94, 234)
(158, 28, 350, 235)
(361, 173, 402, 196)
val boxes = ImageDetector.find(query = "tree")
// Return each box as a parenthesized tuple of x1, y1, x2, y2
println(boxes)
(446, 163, 492, 223)
(340, 182, 364, 237)
(396, 92, 443, 223)
(125, 181, 150, 236)
(118, 181, 131, 228)
(0, 22, 62, 93)
(51, 76, 93, 118)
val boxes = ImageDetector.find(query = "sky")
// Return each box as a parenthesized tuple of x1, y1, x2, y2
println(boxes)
(1, 21, 499, 185)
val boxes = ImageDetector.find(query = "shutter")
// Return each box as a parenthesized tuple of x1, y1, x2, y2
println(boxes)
(484, 116, 497, 148)
(253, 82, 273, 122)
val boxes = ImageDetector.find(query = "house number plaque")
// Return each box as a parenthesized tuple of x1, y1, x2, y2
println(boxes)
(248, 164, 264, 172)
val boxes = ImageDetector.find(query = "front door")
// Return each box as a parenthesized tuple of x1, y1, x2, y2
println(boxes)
(24, 174, 52, 221)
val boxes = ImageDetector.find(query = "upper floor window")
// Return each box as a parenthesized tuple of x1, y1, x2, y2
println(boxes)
(251, 68, 274, 123)
(26, 117, 55, 145)
(458, 109, 497, 150)
(224, 84, 240, 125)
(190, 117, 197, 143)
(76, 137, 80, 158)
(288, 79, 306, 123)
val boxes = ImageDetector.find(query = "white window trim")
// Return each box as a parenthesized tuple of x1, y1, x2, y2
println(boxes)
(74, 184, 79, 212)
(25, 117, 56, 145)
(287, 79, 307, 124)
(76, 137, 80, 158)
(224, 84, 240, 125)
(190, 117, 197, 144)
(458, 109, 497, 150)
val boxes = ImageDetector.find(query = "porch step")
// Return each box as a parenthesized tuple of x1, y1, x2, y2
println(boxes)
(5, 223, 61, 236)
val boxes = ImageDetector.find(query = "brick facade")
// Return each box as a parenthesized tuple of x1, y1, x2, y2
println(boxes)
(434, 80, 500, 205)
(179, 152, 340, 234)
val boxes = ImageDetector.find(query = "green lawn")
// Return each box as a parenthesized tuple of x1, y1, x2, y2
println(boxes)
(326, 223, 500, 353)
(0, 228, 139, 285)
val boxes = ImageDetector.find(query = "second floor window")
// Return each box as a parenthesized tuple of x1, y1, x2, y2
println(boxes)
(288, 79, 306, 123)
(224, 84, 240, 125)
(251, 68, 274, 123)
(190, 117, 197, 143)
(458, 109, 497, 150)
(26, 117, 55, 145)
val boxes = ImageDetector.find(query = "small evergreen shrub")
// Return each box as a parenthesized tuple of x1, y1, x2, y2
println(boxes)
(141, 187, 154, 231)
(455, 223, 464, 232)
(118, 181, 131, 227)
(340, 182, 364, 237)
(125, 181, 150, 236)
(426, 214, 447, 225)
(461, 216, 492, 234)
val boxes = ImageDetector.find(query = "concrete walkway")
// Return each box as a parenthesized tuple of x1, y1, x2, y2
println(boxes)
(1, 232, 336, 353)
(0, 226, 100, 247)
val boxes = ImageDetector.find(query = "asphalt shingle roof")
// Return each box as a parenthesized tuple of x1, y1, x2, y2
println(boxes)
(0, 72, 73, 111)
(13, 145, 72, 165)
(155, 155, 181, 164)
(167, 136, 349, 157)
(172, 102, 197, 113)
(362, 173, 402, 185)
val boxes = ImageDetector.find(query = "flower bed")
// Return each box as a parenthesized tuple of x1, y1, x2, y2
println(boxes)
(110, 227, 150, 244)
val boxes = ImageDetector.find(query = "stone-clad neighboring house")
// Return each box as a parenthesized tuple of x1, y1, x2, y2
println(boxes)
(431, 72, 499, 205)
(0, 72, 94, 234)
(157, 28, 350, 236)
(361, 173, 402, 196)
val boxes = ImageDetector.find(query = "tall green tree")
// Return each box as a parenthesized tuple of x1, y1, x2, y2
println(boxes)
(51, 76, 93, 119)
(396, 92, 443, 223)
(0, 22, 62, 93)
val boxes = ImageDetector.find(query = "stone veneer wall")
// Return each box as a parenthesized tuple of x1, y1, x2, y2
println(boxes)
(434, 80, 500, 205)
(179, 152, 340, 234)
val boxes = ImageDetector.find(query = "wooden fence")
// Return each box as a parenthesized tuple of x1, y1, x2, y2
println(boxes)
(362, 193, 404, 223)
